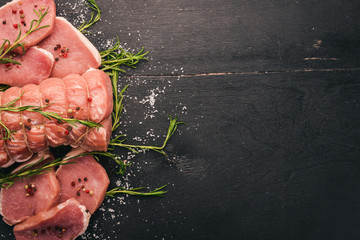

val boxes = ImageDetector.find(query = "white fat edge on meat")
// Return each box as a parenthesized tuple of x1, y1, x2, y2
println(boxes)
(0, 159, 15, 168)
(33, 46, 56, 69)
(56, 17, 102, 66)
(55, 199, 91, 238)
(76, 201, 91, 238)
(11, 150, 52, 173)
(64, 147, 86, 160)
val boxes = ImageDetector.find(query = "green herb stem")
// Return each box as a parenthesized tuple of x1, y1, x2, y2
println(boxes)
(78, 0, 101, 33)
(106, 185, 167, 197)
(109, 116, 184, 158)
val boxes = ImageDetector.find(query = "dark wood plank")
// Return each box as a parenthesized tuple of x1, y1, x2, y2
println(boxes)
(0, 0, 360, 240)
(72, 0, 360, 75)
(80, 70, 359, 240)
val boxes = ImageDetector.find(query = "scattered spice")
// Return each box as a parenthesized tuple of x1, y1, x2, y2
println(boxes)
(54, 47, 58, 50)
(89, 191, 94, 196)
(67, 108, 73, 113)
(61, 49, 65, 53)
(45, 99, 49, 103)
(62, 53, 67, 57)
(65, 130, 69, 135)
(34, 4, 38, 8)
(13, 24, 18, 28)
(76, 192, 80, 196)
(76, 107, 80, 111)
(21, 19, 25, 24)
(2, 20, 6, 25)
(20, 14, 25, 19)
(24, 183, 36, 197)
(56, 44, 61, 49)
(12, 9, 17, 14)
(71, 181, 75, 186)
(19, 1, 23, 5)
(88, 97, 92, 102)
(19, 10, 23, 14)
(84, 177, 88, 181)
(25, 126, 31, 131)
(32, 230, 38, 236)
(27, 118, 31, 122)
(68, 126, 73, 131)
(78, 178, 81, 182)
(86, 189, 90, 194)
(55, 57, 59, 61)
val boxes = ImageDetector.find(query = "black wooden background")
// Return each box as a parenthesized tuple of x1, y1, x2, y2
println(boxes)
(1, 0, 360, 239)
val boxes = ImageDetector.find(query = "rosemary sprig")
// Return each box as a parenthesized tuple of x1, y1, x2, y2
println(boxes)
(106, 185, 167, 197)
(78, 0, 101, 33)
(100, 38, 148, 74)
(110, 70, 129, 131)
(0, 156, 74, 189)
(0, 8, 50, 65)
(109, 116, 184, 158)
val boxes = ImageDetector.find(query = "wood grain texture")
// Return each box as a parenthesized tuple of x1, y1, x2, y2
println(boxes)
(0, 0, 360, 239)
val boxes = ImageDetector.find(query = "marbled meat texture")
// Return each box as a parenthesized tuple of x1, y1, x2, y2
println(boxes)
(0, 0, 56, 54)
(0, 69, 113, 168)
(0, 47, 54, 87)
(13, 198, 90, 240)
(56, 154, 110, 214)
(38, 17, 101, 78)
(0, 153, 60, 226)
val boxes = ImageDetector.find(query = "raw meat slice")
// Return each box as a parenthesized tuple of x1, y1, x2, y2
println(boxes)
(83, 68, 113, 123)
(13, 199, 90, 240)
(81, 116, 112, 152)
(0, 153, 60, 225)
(56, 154, 110, 214)
(0, 92, 9, 166)
(1, 87, 32, 162)
(20, 84, 47, 152)
(0, 0, 56, 53)
(38, 17, 101, 78)
(39, 78, 68, 147)
(62, 74, 90, 148)
(0, 47, 54, 87)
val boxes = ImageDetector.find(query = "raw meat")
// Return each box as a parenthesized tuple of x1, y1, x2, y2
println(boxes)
(0, 0, 56, 54)
(56, 154, 110, 214)
(38, 17, 101, 78)
(13, 198, 90, 240)
(0, 69, 113, 167)
(0, 153, 60, 225)
(0, 47, 54, 87)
